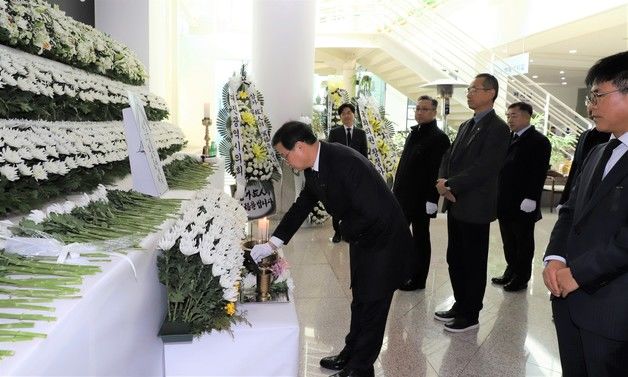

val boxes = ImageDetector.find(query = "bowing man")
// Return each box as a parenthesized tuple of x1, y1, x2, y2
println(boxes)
(251, 121, 412, 377)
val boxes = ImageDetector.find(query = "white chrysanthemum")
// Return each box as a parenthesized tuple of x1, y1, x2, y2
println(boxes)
(178, 233, 199, 256)
(1, 148, 22, 164)
(0, 165, 18, 181)
(158, 233, 177, 251)
(16, 163, 32, 176)
(75, 193, 91, 207)
(26, 210, 46, 224)
(32, 164, 48, 181)
(46, 203, 66, 216)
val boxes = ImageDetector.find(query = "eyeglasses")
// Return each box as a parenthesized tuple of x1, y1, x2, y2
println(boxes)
(278, 149, 292, 163)
(466, 86, 493, 94)
(415, 107, 436, 112)
(584, 89, 624, 106)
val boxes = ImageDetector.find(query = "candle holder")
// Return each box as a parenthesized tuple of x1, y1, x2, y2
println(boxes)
(201, 117, 216, 162)
(256, 268, 273, 301)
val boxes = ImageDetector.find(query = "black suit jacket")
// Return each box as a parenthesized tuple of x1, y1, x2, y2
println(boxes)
(559, 128, 611, 204)
(497, 126, 551, 221)
(545, 139, 628, 341)
(439, 109, 511, 224)
(393, 120, 450, 221)
(328, 126, 368, 157)
(273, 142, 412, 301)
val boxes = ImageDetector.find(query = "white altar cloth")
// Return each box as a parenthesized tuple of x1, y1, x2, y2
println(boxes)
(0, 248, 167, 376)
(163, 300, 299, 377)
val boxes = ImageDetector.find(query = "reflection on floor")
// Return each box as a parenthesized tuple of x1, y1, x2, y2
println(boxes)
(280, 210, 562, 377)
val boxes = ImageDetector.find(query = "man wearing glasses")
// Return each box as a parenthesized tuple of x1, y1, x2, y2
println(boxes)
(543, 51, 628, 376)
(252, 121, 413, 377)
(434, 73, 510, 332)
(393, 95, 450, 291)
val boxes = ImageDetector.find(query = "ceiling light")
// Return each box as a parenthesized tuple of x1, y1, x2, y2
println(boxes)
(561, 77, 566, 80)
(569, 49, 577, 54)
(532, 75, 538, 79)
(559, 70, 565, 74)
(561, 82, 567, 85)
(529, 59, 534, 63)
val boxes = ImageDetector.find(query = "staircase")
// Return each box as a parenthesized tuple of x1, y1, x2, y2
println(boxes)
(315, 0, 594, 159)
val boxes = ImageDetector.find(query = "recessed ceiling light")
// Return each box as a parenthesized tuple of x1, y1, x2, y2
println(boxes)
(562, 82, 568, 85)
(561, 77, 566, 80)
(529, 59, 534, 63)
(532, 75, 538, 79)
(569, 49, 577, 54)
(559, 70, 565, 74)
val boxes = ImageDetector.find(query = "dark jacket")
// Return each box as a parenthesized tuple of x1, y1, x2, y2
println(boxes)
(328, 125, 368, 157)
(559, 128, 611, 204)
(273, 142, 412, 301)
(393, 120, 450, 221)
(545, 139, 628, 341)
(439, 109, 511, 224)
(497, 126, 551, 221)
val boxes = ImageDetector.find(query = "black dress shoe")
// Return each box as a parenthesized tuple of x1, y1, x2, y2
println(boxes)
(330, 367, 375, 377)
(399, 278, 425, 291)
(491, 273, 513, 285)
(503, 280, 528, 292)
(434, 308, 457, 322)
(320, 354, 349, 371)
(332, 232, 342, 243)
(444, 317, 479, 333)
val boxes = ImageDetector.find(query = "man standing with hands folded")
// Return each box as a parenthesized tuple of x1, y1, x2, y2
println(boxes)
(543, 51, 628, 377)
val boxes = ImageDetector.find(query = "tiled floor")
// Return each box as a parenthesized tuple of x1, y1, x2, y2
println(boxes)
(280, 210, 562, 377)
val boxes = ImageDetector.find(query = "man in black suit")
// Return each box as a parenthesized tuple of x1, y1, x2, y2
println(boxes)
(393, 95, 450, 291)
(493, 102, 551, 292)
(327, 103, 368, 243)
(558, 127, 610, 207)
(543, 51, 628, 377)
(434, 73, 510, 332)
(252, 121, 412, 377)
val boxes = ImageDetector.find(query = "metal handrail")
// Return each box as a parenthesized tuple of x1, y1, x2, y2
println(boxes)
(317, 0, 592, 158)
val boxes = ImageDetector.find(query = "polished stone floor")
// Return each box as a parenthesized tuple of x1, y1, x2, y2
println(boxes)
(280, 210, 562, 377)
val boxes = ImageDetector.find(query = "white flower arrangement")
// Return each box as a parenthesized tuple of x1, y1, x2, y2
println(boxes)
(357, 96, 399, 179)
(0, 0, 148, 85)
(0, 119, 185, 183)
(0, 44, 166, 112)
(158, 188, 248, 302)
(22, 184, 108, 225)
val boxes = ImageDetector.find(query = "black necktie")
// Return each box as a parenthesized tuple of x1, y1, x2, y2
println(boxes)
(511, 133, 519, 143)
(454, 118, 475, 154)
(589, 138, 622, 197)
(346, 128, 352, 146)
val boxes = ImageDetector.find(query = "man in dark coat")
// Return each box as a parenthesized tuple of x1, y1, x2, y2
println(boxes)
(543, 51, 628, 377)
(393, 95, 450, 291)
(328, 103, 368, 243)
(493, 102, 551, 292)
(557, 127, 610, 207)
(252, 121, 412, 377)
(435, 73, 511, 332)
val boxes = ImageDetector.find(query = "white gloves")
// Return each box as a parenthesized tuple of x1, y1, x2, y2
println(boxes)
(425, 202, 438, 215)
(520, 199, 536, 213)
(251, 243, 274, 262)
(250, 237, 283, 262)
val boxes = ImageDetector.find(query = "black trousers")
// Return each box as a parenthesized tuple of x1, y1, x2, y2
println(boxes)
(553, 299, 628, 377)
(407, 216, 431, 286)
(332, 216, 340, 234)
(342, 292, 394, 372)
(498, 216, 535, 282)
(446, 216, 489, 321)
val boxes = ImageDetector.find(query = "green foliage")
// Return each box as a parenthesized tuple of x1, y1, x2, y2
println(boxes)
(15, 189, 182, 243)
(163, 156, 214, 190)
(547, 132, 577, 168)
(0, 0, 147, 85)
(0, 144, 184, 216)
(0, 87, 168, 122)
(157, 243, 246, 336)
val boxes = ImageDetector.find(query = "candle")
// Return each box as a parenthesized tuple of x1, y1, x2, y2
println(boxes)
(204, 103, 211, 118)
(257, 217, 269, 243)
